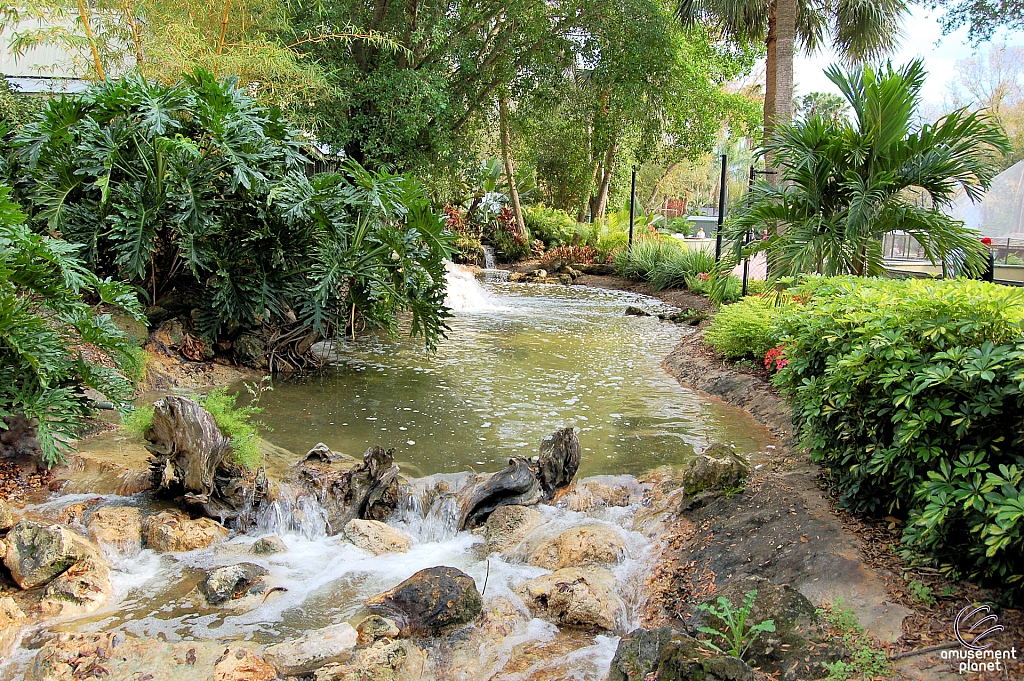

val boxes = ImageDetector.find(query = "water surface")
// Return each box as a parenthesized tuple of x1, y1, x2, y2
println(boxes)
(253, 273, 773, 477)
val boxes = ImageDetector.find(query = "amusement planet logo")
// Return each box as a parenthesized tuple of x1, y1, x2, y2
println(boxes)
(939, 604, 1017, 674)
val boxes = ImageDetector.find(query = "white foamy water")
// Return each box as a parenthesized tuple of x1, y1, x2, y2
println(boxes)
(5, 479, 655, 680)
(443, 261, 507, 312)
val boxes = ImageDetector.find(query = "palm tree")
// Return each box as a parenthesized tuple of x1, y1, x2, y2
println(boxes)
(726, 60, 1011, 277)
(678, 0, 907, 174)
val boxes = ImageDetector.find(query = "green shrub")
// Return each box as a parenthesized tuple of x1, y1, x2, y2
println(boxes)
(775, 277, 1024, 595)
(613, 235, 682, 280)
(15, 71, 454, 351)
(650, 246, 717, 291)
(524, 205, 579, 246)
(704, 296, 784, 360)
(0, 184, 144, 466)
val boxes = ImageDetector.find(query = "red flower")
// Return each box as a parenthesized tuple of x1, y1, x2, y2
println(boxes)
(764, 345, 788, 372)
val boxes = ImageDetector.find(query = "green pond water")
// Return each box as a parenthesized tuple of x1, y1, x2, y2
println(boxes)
(249, 270, 774, 478)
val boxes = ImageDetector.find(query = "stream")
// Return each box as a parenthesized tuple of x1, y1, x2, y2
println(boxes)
(3, 268, 778, 681)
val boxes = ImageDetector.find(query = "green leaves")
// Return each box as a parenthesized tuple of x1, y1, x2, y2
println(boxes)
(775, 276, 1024, 597)
(0, 184, 142, 466)
(14, 72, 455, 354)
(695, 589, 776, 660)
(727, 60, 1010, 279)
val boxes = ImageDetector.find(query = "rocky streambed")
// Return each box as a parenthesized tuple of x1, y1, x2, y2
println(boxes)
(0, 390, 775, 681)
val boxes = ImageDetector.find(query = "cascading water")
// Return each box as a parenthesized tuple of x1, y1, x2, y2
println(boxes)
(442, 260, 506, 312)
(3, 473, 672, 681)
(483, 245, 497, 269)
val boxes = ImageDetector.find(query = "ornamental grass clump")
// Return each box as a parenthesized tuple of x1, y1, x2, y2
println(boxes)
(774, 277, 1024, 595)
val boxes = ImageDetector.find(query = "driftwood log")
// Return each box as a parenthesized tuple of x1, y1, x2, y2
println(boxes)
(456, 427, 582, 530)
(458, 456, 541, 529)
(146, 396, 269, 523)
(296, 445, 403, 534)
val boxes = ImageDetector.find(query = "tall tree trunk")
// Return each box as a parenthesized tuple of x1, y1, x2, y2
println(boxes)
(499, 97, 528, 242)
(765, 0, 796, 187)
(591, 142, 617, 221)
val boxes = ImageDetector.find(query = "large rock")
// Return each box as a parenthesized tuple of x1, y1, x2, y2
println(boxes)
(554, 477, 645, 512)
(3, 520, 98, 589)
(143, 509, 229, 552)
(262, 622, 359, 676)
(0, 498, 14, 532)
(655, 632, 755, 681)
(0, 597, 26, 661)
(458, 457, 541, 529)
(234, 334, 268, 369)
(682, 444, 749, 495)
(87, 506, 143, 556)
(537, 427, 580, 498)
(607, 627, 677, 681)
(38, 556, 113, 616)
(366, 566, 483, 636)
(28, 632, 226, 681)
(481, 505, 545, 555)
(689, 578, 842, 679)
(213, 647, 277, 681)
(314, 639, 408, 681)
(250, 535, 288, 555)
(199, 563, 270, 605)
(515, 566, 624, 631)
(345, 519, 412, 555)
(527, 525, 625, 570)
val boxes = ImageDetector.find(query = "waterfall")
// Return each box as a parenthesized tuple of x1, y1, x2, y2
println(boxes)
(443, 261, 505, 311)
(482, 245, 497, 269)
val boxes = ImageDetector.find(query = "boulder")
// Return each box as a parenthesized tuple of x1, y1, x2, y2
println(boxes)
(152, 318, 186, 348)
(537, 427, 580, 499)
(28, 632, 226, 681)
(689, 578, 841, 679)
(577, 263, 616, 276)
(143, 509, 229, 552)
(314, 639, 408, 681)
(527, 525, 625, 570)
(366, 566, 483, 636)
(554, 477, 644, 512)
(262, 622, 359, 676)
(458, 457, 541, 530)
(198, 563, 270, 605)
(654, 632, 755, 681)
(0, 498, 14, 532)
(514, 566, 624, 631)
(234, 334, 267, 369)
(481, 505, 545, 555)
(3, 520, 99, 589)
(345, 519, 412, 555)
(111, 312, 149, 348)
(624, 306, 650, 317)
(0, 597, 26, 661)
(87, 506, 143, 556)
(38, 556, 113, 616)
(682, 444, 749, 495)
(606, 627, 677, 681)
(357, 615, 400, 644)
(213, 647, 277, 681)
(250, 535, 288, 555)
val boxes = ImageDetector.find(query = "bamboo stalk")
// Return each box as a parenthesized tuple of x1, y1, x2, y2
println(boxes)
(122, 0, 143, 64)
(76, 0, 105, 81)
(218, 0, 230, 55)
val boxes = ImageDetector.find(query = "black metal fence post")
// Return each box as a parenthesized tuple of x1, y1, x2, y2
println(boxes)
(628, 166, 636, 249)
(715, 155, 727, 260)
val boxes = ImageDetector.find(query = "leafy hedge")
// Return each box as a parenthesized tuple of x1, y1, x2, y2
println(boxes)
(704, 296, 784, 360)
(774, 277, 1024, 593)
(524, 205, 579, 247)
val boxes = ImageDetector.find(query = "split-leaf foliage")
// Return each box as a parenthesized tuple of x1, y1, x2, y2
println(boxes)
(10, 71, 455, 352)
(0, 183, 144, 466)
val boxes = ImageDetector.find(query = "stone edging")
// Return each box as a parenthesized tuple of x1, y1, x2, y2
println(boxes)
(661, 328, 794, 443)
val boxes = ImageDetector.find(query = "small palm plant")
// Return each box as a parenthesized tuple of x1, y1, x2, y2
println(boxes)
(695, 589, 776, 660)
(727, 60, 1010, 278)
